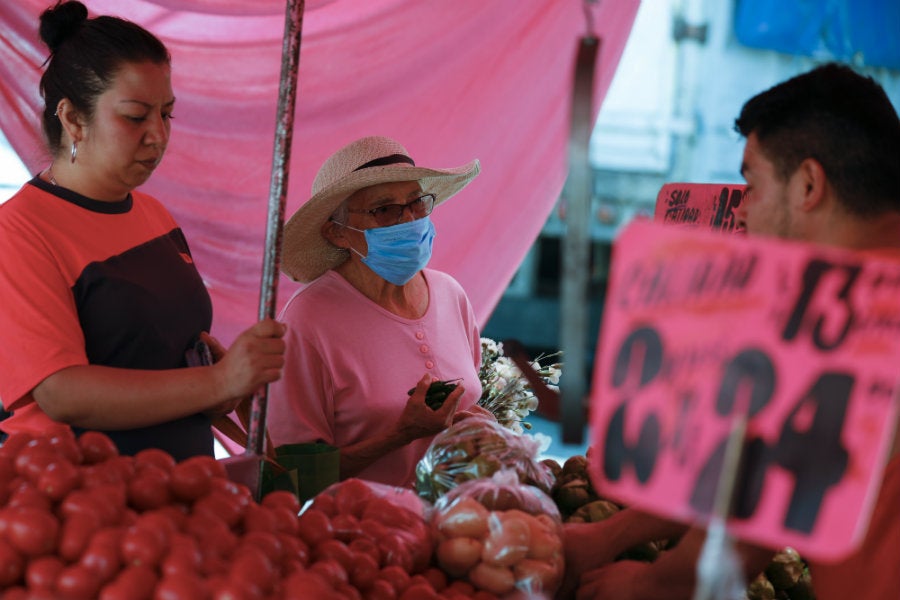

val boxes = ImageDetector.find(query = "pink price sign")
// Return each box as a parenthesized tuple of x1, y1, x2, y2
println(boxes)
(588, 219, 900, 562)
(654, 182, 746, 232)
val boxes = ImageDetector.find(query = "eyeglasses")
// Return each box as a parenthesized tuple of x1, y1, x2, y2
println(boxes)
(347, 193, 436, 227)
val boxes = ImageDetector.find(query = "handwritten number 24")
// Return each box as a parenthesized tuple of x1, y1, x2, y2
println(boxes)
(603, 326, 850, 533)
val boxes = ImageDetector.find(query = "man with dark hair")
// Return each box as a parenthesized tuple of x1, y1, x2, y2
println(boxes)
(564, 62, 900, 600)
(735, 62, 900, 234)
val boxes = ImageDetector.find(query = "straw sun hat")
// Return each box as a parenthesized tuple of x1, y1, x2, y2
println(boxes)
(281, 136, 481, 283)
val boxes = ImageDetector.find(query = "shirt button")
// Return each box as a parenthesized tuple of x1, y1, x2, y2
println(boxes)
(415, 332, 425, 340)
(425, 360, 434, 369)
(419, 345, 429, 354)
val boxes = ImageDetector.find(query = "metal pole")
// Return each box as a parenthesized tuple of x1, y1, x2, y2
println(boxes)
(246, 0, 306, 459)
(560, 34, 599, 444)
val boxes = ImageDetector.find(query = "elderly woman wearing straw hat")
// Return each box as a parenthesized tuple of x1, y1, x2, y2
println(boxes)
(267, 136, 486, 487)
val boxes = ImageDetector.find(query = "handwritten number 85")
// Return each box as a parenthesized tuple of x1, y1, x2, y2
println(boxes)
(604, 325, 851, 533)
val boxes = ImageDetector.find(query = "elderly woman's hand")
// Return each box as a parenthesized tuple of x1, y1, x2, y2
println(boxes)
(397, 373, 463, 443)
(452, 404, 495, 423)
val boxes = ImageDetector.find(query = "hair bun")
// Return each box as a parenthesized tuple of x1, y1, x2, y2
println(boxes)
(39, 1, 89, 53)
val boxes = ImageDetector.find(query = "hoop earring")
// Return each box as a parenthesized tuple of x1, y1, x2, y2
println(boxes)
(70, 142, 77, 163)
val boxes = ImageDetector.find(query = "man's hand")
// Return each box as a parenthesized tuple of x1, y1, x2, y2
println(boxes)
(558, 520, 625, 598)
(577, 561, 651, 600)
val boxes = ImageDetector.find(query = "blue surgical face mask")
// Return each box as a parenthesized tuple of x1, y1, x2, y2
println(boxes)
(339, 217, 435, 285)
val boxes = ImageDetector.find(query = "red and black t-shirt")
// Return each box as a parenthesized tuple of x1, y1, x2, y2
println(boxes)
(0, 177, 213, 459)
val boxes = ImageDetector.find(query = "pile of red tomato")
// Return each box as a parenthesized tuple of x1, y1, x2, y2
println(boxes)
(0, 426, 514, 599)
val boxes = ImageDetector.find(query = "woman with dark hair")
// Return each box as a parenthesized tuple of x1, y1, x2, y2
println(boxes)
(0, 1, 286, 460)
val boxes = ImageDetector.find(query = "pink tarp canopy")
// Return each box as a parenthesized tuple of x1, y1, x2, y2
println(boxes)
(0, 0, 640, 345)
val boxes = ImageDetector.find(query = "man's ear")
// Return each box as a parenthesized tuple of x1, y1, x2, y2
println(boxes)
(56, 98, 84, 145)
(321, 220, 349, 249)
(797, 157, 827, 212)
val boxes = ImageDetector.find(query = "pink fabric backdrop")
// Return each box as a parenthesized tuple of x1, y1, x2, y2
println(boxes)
(0, 0, 640, 345)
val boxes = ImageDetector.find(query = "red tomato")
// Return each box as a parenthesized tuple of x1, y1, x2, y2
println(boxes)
(86, 527, 126, 552)
(90, 483, 128, 524)
(98, 565, 157, 600)
(210, 577, 263, 600)
(349, 537, 382, 566)
(295, 508, 334, 547)
(149, 504, 189, 530)
(335, 582, 364, 600)
(79, 529, 124, 583)
(308, 558, 349, 588)
(0, 454, 15, 487)
(314, 538, 355, 572)
(280, 558, 306, 578)
(365, 578, 400, 600)
(275, 532, 310, 568)
(46, 428, 84, 465)
(121, 525, 168, 569)
(377, 565, 411, 595)
(208, 477, 251, 505)
(183, 512, 231, 547)
(358, 518, 390, 544)
(58, 489, 104, 524)
(403, 520, 434, 574)
(360, 497, 418, 531)
(419, 568, 447, 592)
(192, 491, 244, 529)
(348, 550, 380, 591)
(133, 511, 179, 541)
(109, 455, 137, 481)
(229, 545, 276, 594)
(25, 554, 65, 591)
(77, 432, 119, 464)
(153, 573, 210, 600)
(0, 508, 11, 540)
(169, 458, 212, 502)
(197, 525, 238, 564)
(160, 533, 202, 578)
(187, 455, 227, 480)
(333, 478, 374, 517)
(79, 465, 109, 489)
(378, 533, 415, 573)
(199, 555, 230, 579)
(239, 530, 283, 564)
(331, 512, 362, 543)
(398, 583, 439, 600)
(242, 503, 278, 533)
(58, 513, 102, 562)
(0, 538, 24, 587)
(13, 439, 56, 479)
(5, 506, 59, 558)
(444, 580, 476, 596)
(127, 466, 173, 511)
(55, 564, 102, 600)
(5, 480, 52, 512)
(308, 492, 337, 517)
(134, 448, 176, 473)
(0, 431, 35, 460)
(260, 489, 301, 514)
(38, 460, 81, 501)
(281, 571, 343, 600)
(268, 505, 300, 536)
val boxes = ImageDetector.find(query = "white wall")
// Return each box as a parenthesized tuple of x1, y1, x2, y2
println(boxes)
(0, 130, 29, 203)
